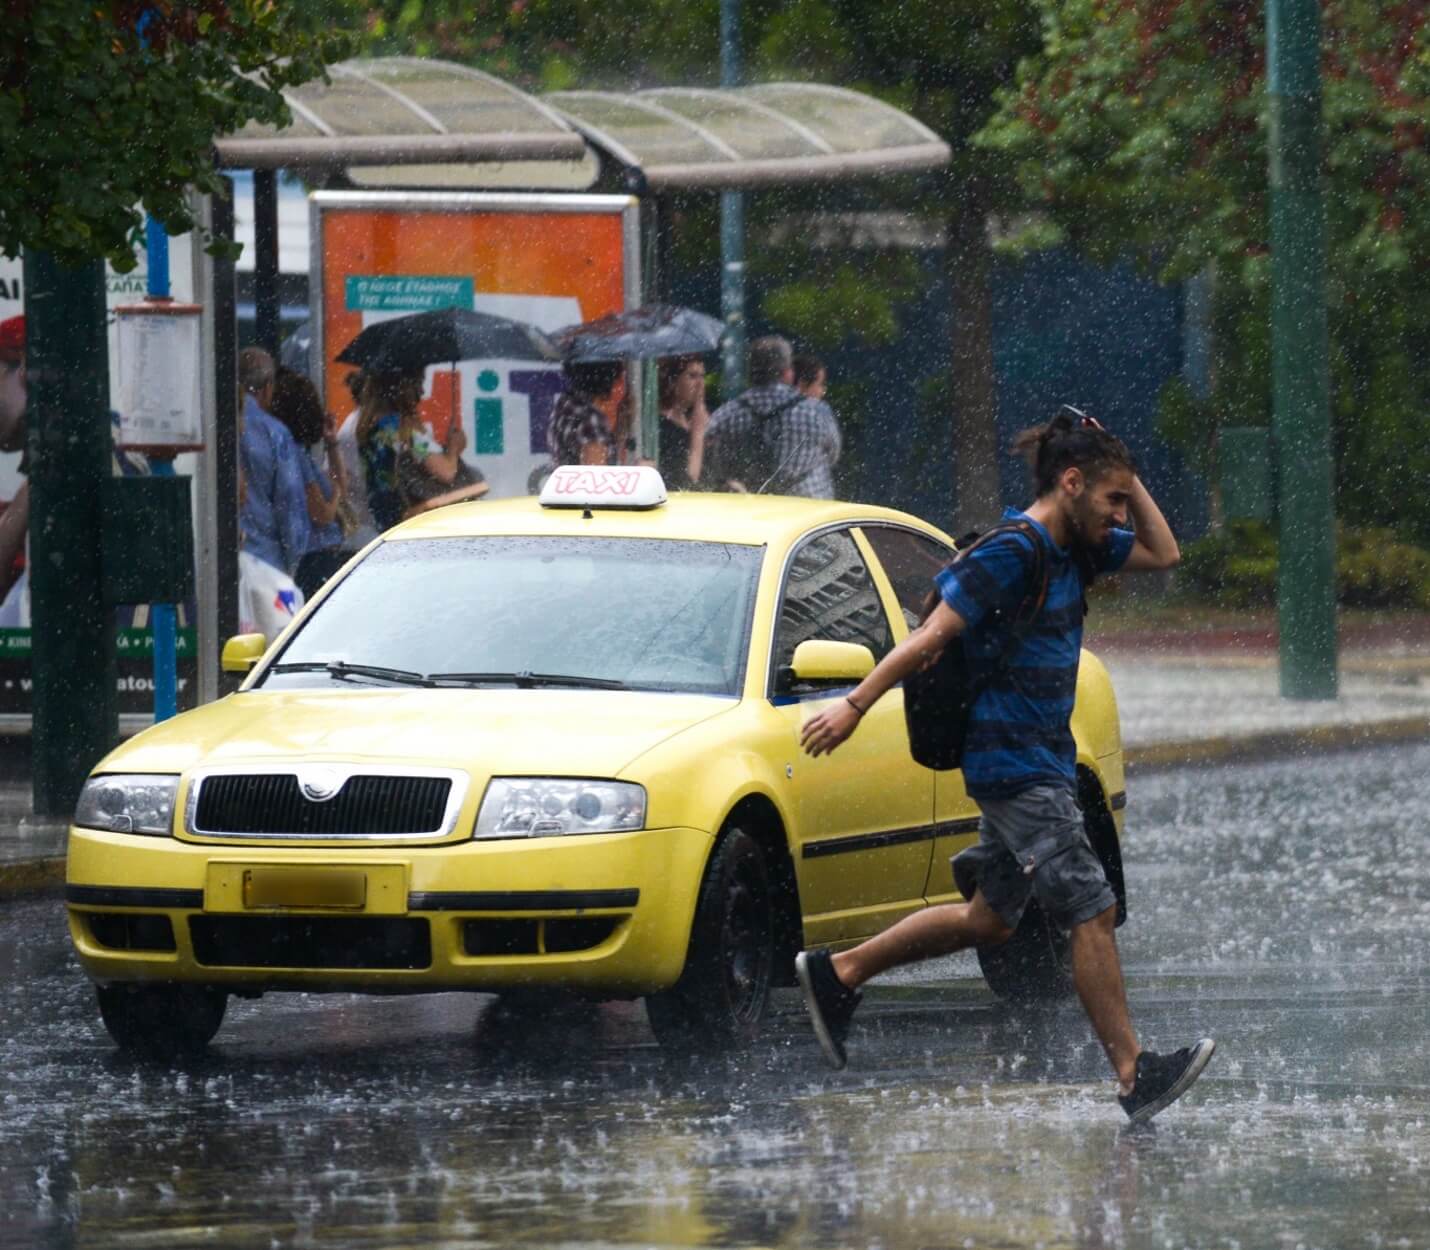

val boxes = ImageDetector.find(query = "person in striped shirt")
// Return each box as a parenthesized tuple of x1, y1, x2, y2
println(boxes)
(795, 407, 1216, 1124)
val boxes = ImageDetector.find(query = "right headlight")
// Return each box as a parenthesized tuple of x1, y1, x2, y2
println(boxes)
(74, 774, 180, 836)
(475, 778, 646, 840)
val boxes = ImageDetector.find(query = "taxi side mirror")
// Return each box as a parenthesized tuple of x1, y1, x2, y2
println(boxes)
(788, 639, 876, 684)
(221, 633, 268, 674)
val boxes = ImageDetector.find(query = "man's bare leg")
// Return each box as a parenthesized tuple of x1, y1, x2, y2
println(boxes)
(831, 892, 1014, 990)
(1069, 905, 1140, 1091)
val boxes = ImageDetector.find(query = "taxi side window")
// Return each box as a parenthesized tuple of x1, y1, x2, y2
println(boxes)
(861, 526, 954, 630)
(771, 529, 892, 694)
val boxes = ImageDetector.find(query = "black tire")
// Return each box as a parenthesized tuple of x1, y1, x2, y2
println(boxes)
(976, 900, 1073, 1003)
(95, 983, 228, 1058)
(646, 828, 775, 1051)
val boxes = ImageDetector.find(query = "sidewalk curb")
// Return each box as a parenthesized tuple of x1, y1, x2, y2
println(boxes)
(1125, 716, 1430, 774)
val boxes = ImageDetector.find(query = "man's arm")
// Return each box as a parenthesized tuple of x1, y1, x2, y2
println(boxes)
(1120, 475, 1180, 571)
(800, 600, 967, 757)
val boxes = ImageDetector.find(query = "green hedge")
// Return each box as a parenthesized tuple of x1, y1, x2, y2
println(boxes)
(1178, 522, 1430, 609)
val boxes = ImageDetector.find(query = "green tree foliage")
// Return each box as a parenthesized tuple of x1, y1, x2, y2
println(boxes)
(356, 1, 1043, 515)
(977, 0, 1430, 539)
(357, 0, 719, 90)
(752, 1, 1043, 520)
(0, 2, 353, 270)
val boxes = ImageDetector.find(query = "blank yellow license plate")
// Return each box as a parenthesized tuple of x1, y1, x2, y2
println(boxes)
(244, 868, 365, 909)
(206, 863, 407, 914)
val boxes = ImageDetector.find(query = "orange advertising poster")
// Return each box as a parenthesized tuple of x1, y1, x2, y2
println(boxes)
(314, 193, 638, 499)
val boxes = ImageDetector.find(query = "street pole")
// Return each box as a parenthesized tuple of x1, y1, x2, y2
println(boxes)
(145, 216, 179, 722)
(24, 253, 116, 815)
(254, 170, 281, 356)
(719, 0, 746, 398)
(1266, 0, 1338, 699)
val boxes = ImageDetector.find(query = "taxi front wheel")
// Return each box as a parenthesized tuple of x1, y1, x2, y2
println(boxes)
(95, 983, 228, 1059)
(646, 828, 775, 1051)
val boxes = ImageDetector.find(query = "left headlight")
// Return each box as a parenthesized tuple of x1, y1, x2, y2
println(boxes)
(475, 778, 646, 840)
(74, 774, 180, 836)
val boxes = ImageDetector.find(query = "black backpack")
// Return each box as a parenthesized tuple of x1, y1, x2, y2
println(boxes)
(734, 394, 802, 493)
(902, 520, 1051, 771)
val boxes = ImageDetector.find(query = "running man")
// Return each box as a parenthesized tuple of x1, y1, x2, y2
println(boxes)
(795, 408, 1215, 1124)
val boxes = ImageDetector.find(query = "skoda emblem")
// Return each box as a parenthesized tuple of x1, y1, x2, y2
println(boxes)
(297, 767, 344, 803)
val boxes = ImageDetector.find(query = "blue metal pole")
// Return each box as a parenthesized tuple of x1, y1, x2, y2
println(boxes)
(145, 217, 170, 299)
(145, 216, 178, 721)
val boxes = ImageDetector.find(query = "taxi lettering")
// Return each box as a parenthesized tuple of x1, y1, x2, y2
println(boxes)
(550, 468, 641, 496)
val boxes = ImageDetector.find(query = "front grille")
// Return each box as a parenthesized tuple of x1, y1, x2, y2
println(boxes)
(192, 773, 453, 838)
(190, 915, 431, 970)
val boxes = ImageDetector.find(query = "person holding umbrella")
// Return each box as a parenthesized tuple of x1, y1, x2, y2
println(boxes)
(355, 370, 422, 533)
(355, 369, 484, 532)
(551, 305, 724, 477)
(336, 306, 558, 513)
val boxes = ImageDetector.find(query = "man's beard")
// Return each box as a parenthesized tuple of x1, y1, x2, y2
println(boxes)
(1069, 499, 1104, 548)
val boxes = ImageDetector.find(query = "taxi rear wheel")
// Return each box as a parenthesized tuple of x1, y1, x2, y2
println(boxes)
(646, 828, 775, 1051)
(975, 901, 1072, 1002)
(95, 983, 228, 1059)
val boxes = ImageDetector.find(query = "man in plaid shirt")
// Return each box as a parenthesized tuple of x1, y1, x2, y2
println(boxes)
(706, 336, 841, 497)
(547, 360, 626, 468)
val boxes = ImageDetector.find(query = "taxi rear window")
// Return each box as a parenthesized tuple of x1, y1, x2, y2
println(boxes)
(262, 536, 763, 697)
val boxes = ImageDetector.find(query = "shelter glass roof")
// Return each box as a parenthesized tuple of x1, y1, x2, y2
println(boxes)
(215, 58, 949, 190)
(546, 83, 948, 189)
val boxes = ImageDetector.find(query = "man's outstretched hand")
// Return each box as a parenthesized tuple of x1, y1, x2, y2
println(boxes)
(800, 699, 863, 757)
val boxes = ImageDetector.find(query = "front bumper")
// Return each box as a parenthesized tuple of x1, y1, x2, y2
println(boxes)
(66, 824, 714, 997)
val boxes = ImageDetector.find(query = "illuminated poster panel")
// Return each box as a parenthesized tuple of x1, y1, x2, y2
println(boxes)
(312, 192, 640, 500)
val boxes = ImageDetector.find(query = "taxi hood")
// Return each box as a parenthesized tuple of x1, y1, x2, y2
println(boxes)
(102, 688, 735, 779)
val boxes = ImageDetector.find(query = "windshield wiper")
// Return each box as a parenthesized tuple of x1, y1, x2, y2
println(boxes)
(268, 661, 434, 687)
(426, 670, 629, 690)
(269, 662, 626, 691)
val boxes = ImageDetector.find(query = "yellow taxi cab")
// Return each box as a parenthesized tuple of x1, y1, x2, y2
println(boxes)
(66, 466, 1128, 1057)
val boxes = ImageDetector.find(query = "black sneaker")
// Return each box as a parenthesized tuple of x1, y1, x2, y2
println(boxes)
(1119, 1039, 1217, 1124)
(794, 949, 862, 1070)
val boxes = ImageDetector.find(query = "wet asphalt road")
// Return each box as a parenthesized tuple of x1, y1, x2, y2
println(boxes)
(3, 742, 1429, 1250)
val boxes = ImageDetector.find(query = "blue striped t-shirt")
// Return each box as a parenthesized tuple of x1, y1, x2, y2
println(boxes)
(935, 508, 1134, 799)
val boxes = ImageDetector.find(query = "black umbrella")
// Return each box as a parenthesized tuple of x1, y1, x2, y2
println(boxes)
(554, 304, 724, 362)
(335, 307, 560, 373)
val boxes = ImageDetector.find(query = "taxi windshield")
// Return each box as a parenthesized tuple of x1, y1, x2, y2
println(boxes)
(260, 536, 763, 697)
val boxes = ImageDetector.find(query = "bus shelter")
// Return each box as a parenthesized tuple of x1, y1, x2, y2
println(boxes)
(196, 57, 949, 696)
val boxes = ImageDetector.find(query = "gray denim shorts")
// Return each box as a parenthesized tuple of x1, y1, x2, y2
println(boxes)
(950, 783, 1115, 932)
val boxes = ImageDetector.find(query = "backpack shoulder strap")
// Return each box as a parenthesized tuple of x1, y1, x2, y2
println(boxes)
(961, 520, 1050, 668)
(919, 519, 1048, 628)
(757, 395, 803, 423)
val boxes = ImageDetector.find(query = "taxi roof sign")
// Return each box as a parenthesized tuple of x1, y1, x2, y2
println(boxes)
(539, 464, 669, 510)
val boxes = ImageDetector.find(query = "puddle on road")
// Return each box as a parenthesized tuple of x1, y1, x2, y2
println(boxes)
(4, 745, 1429, 1248)
(4, 977, 1426, 1250)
